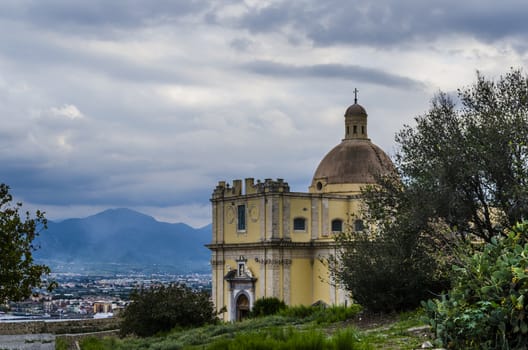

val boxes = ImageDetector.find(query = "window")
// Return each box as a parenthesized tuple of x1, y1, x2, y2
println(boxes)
(331, 219, 343, 232)
(353, 125, 357, 134)
(293, 217, 306, 231)
(237, 204, 246, 231)
(361, 126, 365, 135)
(354, 219, 364, 232)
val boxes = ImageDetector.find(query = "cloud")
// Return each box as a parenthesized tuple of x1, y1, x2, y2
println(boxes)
(49, 104, 84, 120)
(0, 0, 209, 37)
(243, 60, 425, 89)
(0, 0, 526, 226)
(222, 0, 528, 52)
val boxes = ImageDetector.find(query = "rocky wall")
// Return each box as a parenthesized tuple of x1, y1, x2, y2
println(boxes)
(0, 318, 119, 335)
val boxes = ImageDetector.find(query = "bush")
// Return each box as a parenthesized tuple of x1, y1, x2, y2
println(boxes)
(279, 304, 317, 319)
(120, 283, 216, 337)
(250, 297, 286, 317)
(312, 304, 362, 324)
(278, 304, 362, 325)
(424, 222, 528, 349)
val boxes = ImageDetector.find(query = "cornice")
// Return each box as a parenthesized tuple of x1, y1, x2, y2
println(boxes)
(206, 239, 336, 251)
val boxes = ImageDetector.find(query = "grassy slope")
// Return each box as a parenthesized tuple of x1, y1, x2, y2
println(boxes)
(76, 310, 432, 350)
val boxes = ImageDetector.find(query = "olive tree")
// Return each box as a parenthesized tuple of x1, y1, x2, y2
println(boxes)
(395, 69, 528, 241)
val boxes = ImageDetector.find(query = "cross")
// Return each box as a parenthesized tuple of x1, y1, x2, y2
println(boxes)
(353, 88, 359, 104)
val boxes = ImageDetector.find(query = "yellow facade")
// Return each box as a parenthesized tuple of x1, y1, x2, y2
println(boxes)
(208, 101, 393, 321)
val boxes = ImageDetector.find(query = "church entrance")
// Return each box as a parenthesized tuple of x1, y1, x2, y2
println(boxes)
(236, 294, 250, 321)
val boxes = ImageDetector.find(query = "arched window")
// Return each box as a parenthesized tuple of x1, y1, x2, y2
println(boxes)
(354, 219, 364, 232)
(331, 219, 343, 232)
(293, 217, 306, 231)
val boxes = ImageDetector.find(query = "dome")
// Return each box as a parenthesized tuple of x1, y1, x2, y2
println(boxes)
(312, 139, 394, 186)
(345, 103, 367, 117)
(310, 100, 395, 192)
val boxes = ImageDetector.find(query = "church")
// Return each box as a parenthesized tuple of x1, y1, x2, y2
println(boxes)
(208, 98, 394, 321)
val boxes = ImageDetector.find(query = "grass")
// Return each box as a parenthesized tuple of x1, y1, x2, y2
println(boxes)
(358, 311, 431, 349)
(76, 307, 431, 350)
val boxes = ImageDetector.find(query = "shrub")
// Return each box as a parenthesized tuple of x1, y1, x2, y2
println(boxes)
(424, 222, 528, 349)
(278, 304, 362, 324)
(250, 297, 286, 317)
(312, 304, 362, 324)
(279, 304, 318, 319)
(120, 283, 216, 337)
(330, 328, 372, 350)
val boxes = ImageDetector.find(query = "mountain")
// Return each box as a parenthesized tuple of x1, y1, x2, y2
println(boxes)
(34, 208, 212, 274)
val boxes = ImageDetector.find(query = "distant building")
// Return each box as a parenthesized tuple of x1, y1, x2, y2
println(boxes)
(208, 99, 394, 321)
(93, 301, 112, 314)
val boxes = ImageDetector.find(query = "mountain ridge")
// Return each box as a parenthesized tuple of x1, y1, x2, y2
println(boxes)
(34, 208, 212, 274)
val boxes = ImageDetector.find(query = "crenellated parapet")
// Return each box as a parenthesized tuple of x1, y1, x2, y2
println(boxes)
(212, 178, 290, 199)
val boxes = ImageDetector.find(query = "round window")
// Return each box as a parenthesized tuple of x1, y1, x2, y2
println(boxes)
(316, 181, 323, 190)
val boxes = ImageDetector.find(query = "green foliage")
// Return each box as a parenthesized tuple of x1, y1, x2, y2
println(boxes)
(251, 297, 286, 317)
(424, 222, 528, 349)
(0, 183, 53, 302)
(79, 337, 108, 350)
(313, 304, 362, 324)
(55, 337, 69, 350)
(330, 206, 448, 312)
(76, 307, 424, 350)
(204, 326, 372, 350)
(395, 68, 528, 241)
(331, 328, 372, 350)
(278, 304, 316, 319)
(279, 304, 362, 324)
(120, 283, 216, 337)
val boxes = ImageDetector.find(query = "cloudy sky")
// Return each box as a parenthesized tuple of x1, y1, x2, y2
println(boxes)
(1, 0, 527, 227)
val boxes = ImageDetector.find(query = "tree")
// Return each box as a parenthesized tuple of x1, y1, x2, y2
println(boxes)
(395, 69, 528, 241)
(329, 174, 451, 312)
(331, 69, 528, 311)
(0, 183, 51, 302)
(120, 283, 216, 337)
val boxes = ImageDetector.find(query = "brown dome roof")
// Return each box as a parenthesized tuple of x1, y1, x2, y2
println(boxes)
(345, 103, 367, 117)
(312, 139, 394, 185)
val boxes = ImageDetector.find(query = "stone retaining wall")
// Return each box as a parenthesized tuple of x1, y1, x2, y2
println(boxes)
(0, 318, 119, 335)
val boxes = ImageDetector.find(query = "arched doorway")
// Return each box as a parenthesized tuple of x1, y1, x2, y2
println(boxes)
(236, 293, 250, 321)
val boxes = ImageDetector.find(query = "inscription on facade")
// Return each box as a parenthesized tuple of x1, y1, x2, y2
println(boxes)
(254, 257, 292, 265)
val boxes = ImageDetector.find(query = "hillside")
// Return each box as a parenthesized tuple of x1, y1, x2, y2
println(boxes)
(34, 208, 212, 274)
(70, 309, 432, 349)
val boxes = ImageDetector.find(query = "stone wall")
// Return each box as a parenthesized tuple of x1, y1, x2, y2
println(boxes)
(0, 318, 119, 335)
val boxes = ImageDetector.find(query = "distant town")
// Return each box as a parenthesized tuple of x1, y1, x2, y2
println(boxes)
(1, 271, 211, 321)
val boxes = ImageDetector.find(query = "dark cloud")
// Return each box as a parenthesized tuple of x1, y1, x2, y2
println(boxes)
(0, 0, 208, 37)
(243, 60, 425, 89)
(223, 0, 528, 50)
(229, 38, 254, 52)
